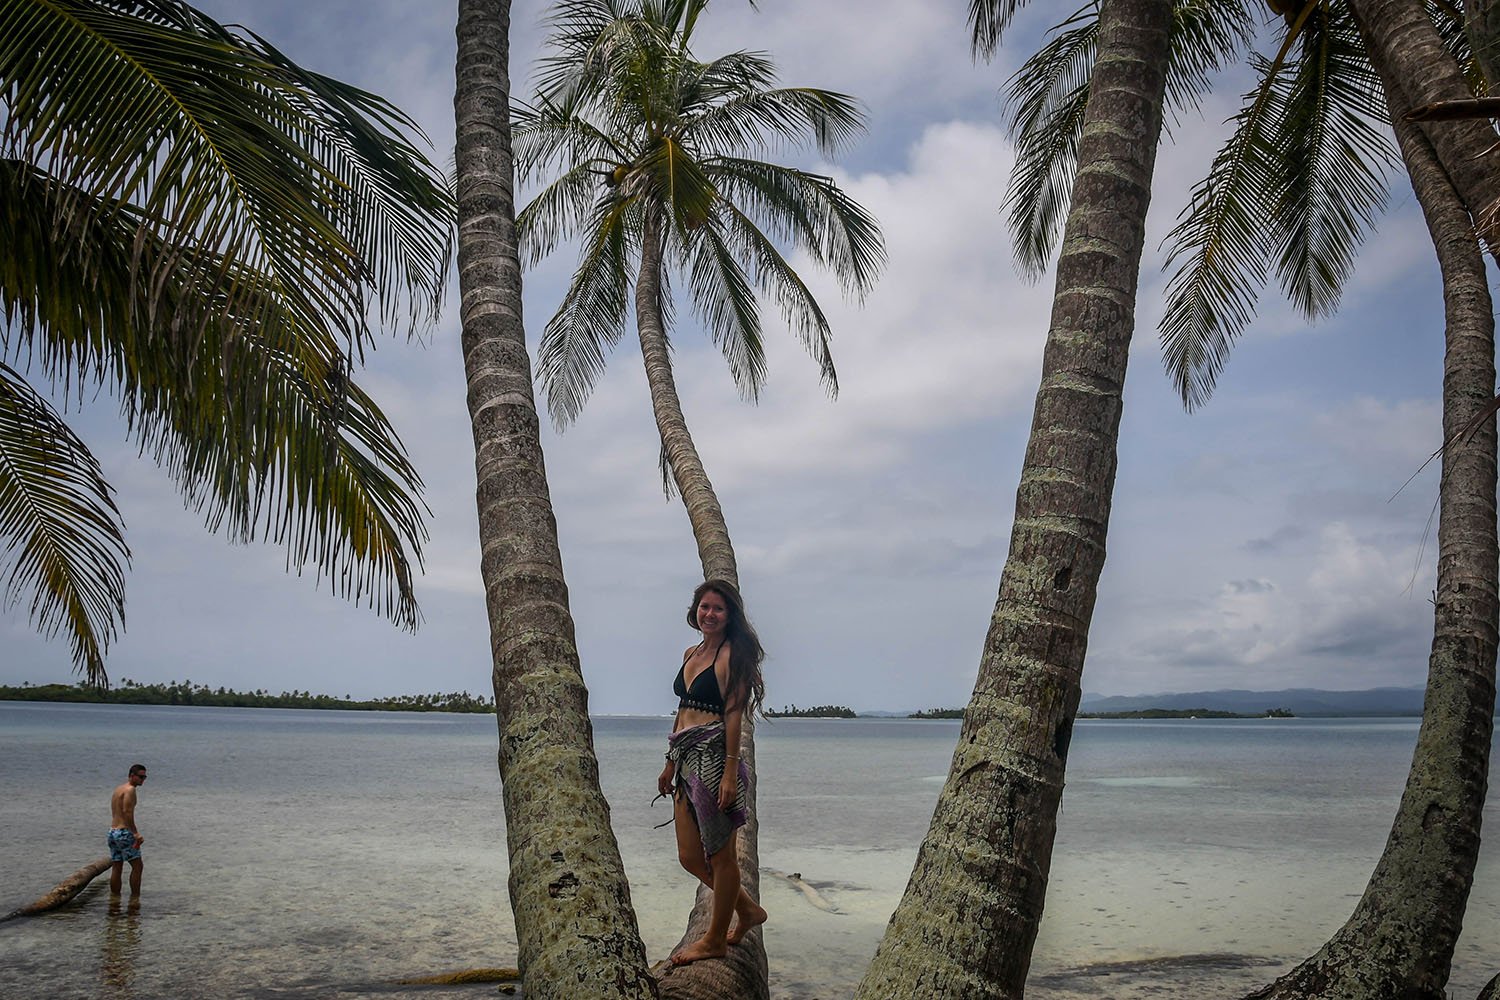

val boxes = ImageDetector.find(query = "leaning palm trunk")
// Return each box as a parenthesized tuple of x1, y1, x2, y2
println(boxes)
(636, 215, 767, 1000)
(1243, 43, 1498, 1000)
(853, 2, 1172, 997)
(454, 2, 657, 997)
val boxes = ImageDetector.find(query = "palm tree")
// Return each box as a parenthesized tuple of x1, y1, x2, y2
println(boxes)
(453, 1, 658, 998)
(853, 1, 1175, 996)
(0, 0, 454, 684)
(958, 2, 1497, 995)
(516, 5, 881, 996)
(513, 0, 884, 588)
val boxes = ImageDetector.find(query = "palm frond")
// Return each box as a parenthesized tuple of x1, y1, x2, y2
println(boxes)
(715, 199, 837, 394)
(1000, 10, 1097, 279)
(969, 0, 1036, 60)
(1159, 4, 1395, 409)
(512, 95, 629, 183)
(1267, 5, 1393, 322)
(517, 158, 614, 268)
(1166, 0, 1257, 117)
(1, 156, 428, 635)
(536, 197, 636, 427)
(1158, 57, 1285, 409)
(0, 363, 127, 686)
(688, 86, 867, 158)
(1, 0, 453, 353)
(706, 156, 885, 300)
(639, 134, 720, 239)
(685, 220, 766, 399)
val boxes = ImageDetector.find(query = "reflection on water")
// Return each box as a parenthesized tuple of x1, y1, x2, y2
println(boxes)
(102, 896, 141, 999)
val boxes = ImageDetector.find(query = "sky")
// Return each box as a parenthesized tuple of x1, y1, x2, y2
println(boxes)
(3, 2, 1466, 713)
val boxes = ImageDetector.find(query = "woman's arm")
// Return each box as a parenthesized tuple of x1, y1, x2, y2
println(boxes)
(659, 707, 681, 796)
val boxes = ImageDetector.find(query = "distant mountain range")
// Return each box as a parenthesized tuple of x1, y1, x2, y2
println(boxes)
(1078, 686, 1427, 717)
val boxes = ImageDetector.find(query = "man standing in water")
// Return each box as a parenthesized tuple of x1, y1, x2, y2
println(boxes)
(108, 764, 147, 895)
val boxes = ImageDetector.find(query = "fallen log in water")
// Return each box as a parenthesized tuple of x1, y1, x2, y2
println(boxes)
(0, 857, 112, 923)
(763, 868, 840, 913)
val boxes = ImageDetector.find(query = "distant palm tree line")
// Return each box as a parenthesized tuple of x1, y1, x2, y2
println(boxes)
(0, 679, 494, 713)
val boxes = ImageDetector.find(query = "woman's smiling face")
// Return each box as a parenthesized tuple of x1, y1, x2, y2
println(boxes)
(695, 590, 728, 635)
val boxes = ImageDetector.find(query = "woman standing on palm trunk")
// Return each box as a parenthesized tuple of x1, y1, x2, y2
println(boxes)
(656, 580, 768, 965)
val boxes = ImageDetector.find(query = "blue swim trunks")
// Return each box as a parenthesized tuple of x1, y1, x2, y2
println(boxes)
(107, 828, 141, 863)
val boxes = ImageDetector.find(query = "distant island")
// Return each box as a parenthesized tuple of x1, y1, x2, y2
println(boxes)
(906, 707, 1296, 720)
(1078, 707, 1295, 720)
(909, 708, 963, 719)
(0, 679, 495, 714)
(1079, 686, 1430, 717)
(765, 704, 856, 718)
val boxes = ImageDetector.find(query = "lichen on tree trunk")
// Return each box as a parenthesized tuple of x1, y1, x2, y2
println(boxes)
(1241, 19, 1498, 1000)
(454, 2, 658, 997)
(852, 2, 1173, 997)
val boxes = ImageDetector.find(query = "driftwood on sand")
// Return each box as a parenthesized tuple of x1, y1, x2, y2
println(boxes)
(0, 857, 112, 923)
(393, 968, 520, 985)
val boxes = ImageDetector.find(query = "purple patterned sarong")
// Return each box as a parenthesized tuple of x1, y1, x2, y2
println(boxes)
(667, 721, 750, 862)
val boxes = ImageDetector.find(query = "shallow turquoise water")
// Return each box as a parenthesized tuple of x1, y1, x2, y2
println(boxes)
(1, 704, 1495, 998)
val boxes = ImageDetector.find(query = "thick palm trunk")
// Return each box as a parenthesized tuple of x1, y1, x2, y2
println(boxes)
(1466, 0, 1500, 90)
(634, 214, 767, 1000)
(1243, 41, 1498, 1000)
(852, 2, 1172, 997)
(454, 4, 657, 998)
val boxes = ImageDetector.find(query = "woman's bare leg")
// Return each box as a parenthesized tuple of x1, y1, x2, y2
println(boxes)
(673, 838, 738, 964)
(670, 796, 765, 949)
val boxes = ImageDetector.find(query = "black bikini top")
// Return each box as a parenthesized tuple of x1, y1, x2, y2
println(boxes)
(674, 639, 727, 715)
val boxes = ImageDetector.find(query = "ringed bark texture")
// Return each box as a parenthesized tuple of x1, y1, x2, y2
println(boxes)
(635, 215, 767, 999)
(454, 3, 657, 998)
(1243, 48, 1498, 1000)
(852, 2, 1172, 997)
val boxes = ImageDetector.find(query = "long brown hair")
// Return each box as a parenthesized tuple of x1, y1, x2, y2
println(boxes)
(687, 579, 765, 717)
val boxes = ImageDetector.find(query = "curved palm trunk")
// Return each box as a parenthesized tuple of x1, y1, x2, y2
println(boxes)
(454, 4, 657, 998)
(853, 2, 1172, 997)
(1243, 42, 1498, 1000)
(635, 215, 739, 586)
(633, 214, 766, 1000)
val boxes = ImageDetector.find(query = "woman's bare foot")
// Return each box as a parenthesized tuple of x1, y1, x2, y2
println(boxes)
(671, 936, 728, 965)
(727, 902, 768, 945)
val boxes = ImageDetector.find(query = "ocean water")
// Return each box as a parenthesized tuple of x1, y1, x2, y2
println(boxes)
(1, 703, 1496, 999)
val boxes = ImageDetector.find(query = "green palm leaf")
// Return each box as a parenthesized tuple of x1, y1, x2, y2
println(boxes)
(535, 197, 635, 427)
(1, 0, 452, 677)
(968, 0, 1035, 60)
(1268, 6, 1392, 320)
(0, 363, 127, 686)
(1160, 3, 1394, 408)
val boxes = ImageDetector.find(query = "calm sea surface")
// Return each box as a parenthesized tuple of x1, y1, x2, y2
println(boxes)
(1, 703, 1496, 999)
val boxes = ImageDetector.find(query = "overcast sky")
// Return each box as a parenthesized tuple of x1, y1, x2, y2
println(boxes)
(3, 2, 1464, 713)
